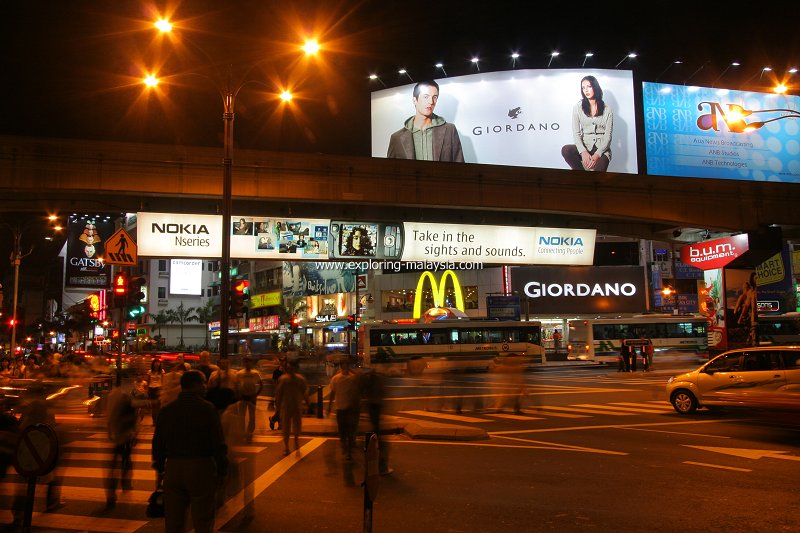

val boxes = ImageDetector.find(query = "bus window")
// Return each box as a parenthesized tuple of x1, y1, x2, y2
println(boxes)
(487, 329, 503, 343)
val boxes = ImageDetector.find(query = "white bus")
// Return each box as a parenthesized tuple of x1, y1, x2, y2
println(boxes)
(758, 313, 800, 345)
(566, 316, 709, 364)
(360, 320, 544, 374)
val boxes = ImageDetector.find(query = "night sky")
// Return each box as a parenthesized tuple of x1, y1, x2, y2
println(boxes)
(3, 1, 798, 157)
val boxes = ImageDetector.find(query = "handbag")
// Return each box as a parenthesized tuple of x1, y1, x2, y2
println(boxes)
(146, 488, 165, 518)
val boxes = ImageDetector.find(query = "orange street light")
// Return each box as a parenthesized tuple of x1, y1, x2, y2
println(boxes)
(302, 40, 320, 55)
(141, 17, 321, 359)
(155, 18, 172, 33)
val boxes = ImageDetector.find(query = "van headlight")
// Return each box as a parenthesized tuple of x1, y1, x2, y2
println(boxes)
(667, 376, 675, 384)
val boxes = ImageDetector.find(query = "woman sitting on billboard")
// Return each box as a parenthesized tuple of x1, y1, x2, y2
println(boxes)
(561, 75, 614, 172)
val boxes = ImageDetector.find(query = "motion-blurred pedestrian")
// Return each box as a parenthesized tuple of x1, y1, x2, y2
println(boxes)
(236, 357, 263, 442)
(269, 357, 286, 431)
(104, 386, 140, 509)
(146, 358, 165, 425)
(275, 359, 307, 455)
(494, 354, 526, 414)
(362, 369, 391, 474)
(152, 370, 228, 533)
(327, 357, 361, 461)
(207, 358, 238, 412)
(619, 341, 630, 372)
(197, 351, 218, 382)
(160, 361, 185, 407)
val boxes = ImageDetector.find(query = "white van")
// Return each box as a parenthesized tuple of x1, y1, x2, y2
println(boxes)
(666, 346, 800, 414)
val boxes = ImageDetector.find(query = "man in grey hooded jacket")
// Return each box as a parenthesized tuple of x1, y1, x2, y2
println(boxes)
(387, 80, 464, 162)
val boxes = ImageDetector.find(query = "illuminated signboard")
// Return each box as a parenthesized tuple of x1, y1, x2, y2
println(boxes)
(679, 234, 749, 270)
(510, 266, 647, 314)
(412, 270, 464, 319)
(169, 259, 203, 295)
(137, 213, 595, 266)
(65, 215, 113, 289)
(643, 82, 800, 183)
(371, 69, 638, 173)
(249, 291, 282, 309)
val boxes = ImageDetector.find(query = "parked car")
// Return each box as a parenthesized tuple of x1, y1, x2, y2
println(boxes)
(666, 346, 800, 414)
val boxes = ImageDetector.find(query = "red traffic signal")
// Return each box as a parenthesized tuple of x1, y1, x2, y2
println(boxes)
(113, 273, 128, 295)
(234, 280, 250, 294)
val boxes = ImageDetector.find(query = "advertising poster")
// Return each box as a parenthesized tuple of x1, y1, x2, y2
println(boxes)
(700, 268, 726, 351)
(233, 217, 330, 260)
(754, 248, 794, 314)
(371, 69, 638, 173)
(169, 259, 203, 295)
(400, 223, 596, 265)
(136, 212, 596, 266)
(725, 269, 758, 349)
(282, 261, 356, 298)
(65, 215, 114, 289)
(643, 82, 800, 182)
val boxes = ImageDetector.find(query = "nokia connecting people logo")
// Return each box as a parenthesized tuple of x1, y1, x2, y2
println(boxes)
(412, 269, 465, 319)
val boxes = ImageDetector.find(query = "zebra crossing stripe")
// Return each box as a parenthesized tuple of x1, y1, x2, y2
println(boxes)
(0, 510, 147, 533)
(611, 402, 674, 411)
(522, 409, 589, 418)
(400, 410, 493, 423)
(0, 482, 151, 503)
(575, 403, 669, 414)
(491, 413, 543, 421)
(540, 405, 633, 416)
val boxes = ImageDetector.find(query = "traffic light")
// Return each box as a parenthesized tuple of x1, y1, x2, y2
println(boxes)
(347, 314, 355, 329)
(113, 273, 128, 308)
(127, 276, 146, 319)
(291, 316, 300, 334)
(229, 280, 249, 318)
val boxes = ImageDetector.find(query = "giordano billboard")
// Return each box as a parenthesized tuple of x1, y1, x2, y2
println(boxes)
(370, 69, 638, 174)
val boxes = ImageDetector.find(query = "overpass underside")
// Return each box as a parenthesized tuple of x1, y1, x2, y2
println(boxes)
(1, 136, 798, 242)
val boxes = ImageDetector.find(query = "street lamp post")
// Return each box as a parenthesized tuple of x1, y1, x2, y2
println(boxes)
(3, 216, 61, 355)
(219, 89, 234, 359)
(145, 19, 321, 358)
(9, 229, 24, 356)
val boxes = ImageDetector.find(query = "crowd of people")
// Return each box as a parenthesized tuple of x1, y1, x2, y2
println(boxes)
(1, 350, 391, 532)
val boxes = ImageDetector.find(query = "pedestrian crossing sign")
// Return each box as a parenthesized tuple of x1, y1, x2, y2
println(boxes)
(104, 228, 137, 266)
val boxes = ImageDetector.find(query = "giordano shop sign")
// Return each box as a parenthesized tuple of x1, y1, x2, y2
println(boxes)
(510, 266, 647, 314)
(413, 270, 465, 319)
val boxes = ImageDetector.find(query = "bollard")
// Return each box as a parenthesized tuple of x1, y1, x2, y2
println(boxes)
(316, 385, 323, 419)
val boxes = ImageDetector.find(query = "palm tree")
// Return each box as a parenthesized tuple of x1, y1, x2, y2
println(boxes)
(169, 302, 198, 350)
(195, 299, 218, 350)
(151, 309, 171, 346)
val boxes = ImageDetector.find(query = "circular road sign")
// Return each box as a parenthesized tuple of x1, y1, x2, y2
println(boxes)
(13, 424, 59, 478)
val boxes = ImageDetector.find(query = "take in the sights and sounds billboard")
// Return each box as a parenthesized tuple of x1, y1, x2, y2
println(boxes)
(135, 212, 596, 266)
(371, 69, 638, 173)
(643, 82, 800, 183)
